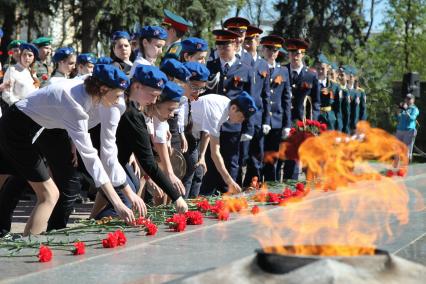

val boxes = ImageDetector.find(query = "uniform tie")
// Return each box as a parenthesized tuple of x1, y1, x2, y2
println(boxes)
(291, 70, 298, 85)
(223, 63, 230, 76)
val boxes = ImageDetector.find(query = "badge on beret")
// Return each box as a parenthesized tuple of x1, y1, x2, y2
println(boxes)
(196, 43, 202, 49)
(157, 79, 164, 87)
(120, 80, 127, 88)
(65, 49, 70, 55)
(154, 30, 159, 36)
(249, 107, 255, 112)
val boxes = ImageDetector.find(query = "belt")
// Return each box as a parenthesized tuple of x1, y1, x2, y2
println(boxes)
(320, 106, 332, 112)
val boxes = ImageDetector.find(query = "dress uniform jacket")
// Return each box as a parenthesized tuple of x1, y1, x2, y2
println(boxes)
(318, 78, 336, 130)
(341, 85, 351, 134)
(33, 60, 53, 88)
(285, 64, 321, 121)
(163, 41, 182, 61)
(358, 88, 367, 121)
(331, 81, 343, 131)
(349, 87, 361, 130)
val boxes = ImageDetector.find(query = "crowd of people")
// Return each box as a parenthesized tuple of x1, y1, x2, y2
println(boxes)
(0, 11, 369, 236)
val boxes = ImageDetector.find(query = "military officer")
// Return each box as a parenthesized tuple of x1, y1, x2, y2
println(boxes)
(162, 9, 193, 61)
(222, 17, 254, 66)
(316, 53, 336, 130)
(357, 75, 368, 122)
(200, 29, 254, 194)
(32, 37, 53, 87)
(238, 25, 271, 186)
(339, 65, 352, 134)
(260, 35, 292, 182)
(348, 66, 361, 132)
(329, 61, 343, 131)
(283, 38, 320, 180)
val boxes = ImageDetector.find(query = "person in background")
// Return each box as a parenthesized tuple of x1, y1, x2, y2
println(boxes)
(2, 43, 39, 106)
(50, 47, 76, 84)
(76, 53, 97, 78)
(4, 40, 26, 71)
(130, 26, 167, 76)
(222, 17, 254, 66)
(180, 37, 208, 64)
(32, 37, 53, 87)
(316, 53, 336, 130)
(395, 93, 419, 162)
(110, 31, 133, 76)
(329, 62, 343, 132)
(162, 9, 193, 61)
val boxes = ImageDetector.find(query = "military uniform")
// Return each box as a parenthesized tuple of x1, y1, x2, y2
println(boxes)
(331, 80, 343, 131)
(32, 37, 53, 87)
(358, 87, 367, 121)
(162, 9, 192, 62)
(263, 60, 292, 181)
(200, 29, 254, 194)
(341, 84, 351, 134)
(282, 38, 320, 180)
(318, 78, 336, 130)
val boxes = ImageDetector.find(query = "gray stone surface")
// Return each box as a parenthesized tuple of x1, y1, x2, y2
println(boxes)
(0, 164, 425, 284)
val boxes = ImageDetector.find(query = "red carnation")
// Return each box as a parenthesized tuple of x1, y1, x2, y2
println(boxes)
(7, 50, 13, 56)
(196, 200, 211, 213)
(386, 170, 394, 177)
(41, 74, 49, 81)
(185, 211, 204, 225)
(251, 205, 260, 215)
(102, 232, 118, 248)
(217, 209, 230, 221)
(295, 183, 305, 192)
(267, 192, 280, 203)
(38, 245, 53, 262)
(0, 51, 3, 55)
(320, 123, 327, 131)
(115, 230, 127, 246)
(292, 190, 304, 198)
(166, 214, 187, 232)
(145, 222, 158, 236)
(397, 168, 407, 177)
(73, 242, 85, 255)
(282, 187, 293, 198)
(210, 200, 226, 214)
(289, 128, 296, 136)
(296, 120, 304, 128)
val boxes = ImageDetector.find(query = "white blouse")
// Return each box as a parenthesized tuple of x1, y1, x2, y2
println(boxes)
(16, 79, 127, 188)
(2, 64, 38, 105)
(129, 53, 152, 77)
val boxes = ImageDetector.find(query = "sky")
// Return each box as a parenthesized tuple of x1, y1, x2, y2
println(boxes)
(234, 0, 388, 33)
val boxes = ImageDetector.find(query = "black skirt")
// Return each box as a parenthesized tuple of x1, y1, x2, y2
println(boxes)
(0, 105, 49, 182)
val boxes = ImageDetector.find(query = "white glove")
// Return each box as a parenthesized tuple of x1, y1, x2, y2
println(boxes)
(240, 134, 253, 142)
(281, 128, 291, 139)
(262, 124, 271, 135)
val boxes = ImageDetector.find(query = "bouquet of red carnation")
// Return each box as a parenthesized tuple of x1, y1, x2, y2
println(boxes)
(185, 211, 204, 225)
(102, 229, 127, 248)
(196, 199, 211, 212)
(280, 120, 326, 161)
(166, 214, 187, 232)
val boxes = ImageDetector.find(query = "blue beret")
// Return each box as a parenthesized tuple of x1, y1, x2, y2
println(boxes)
(160, 58, 191, 82)
(330, 62, 338, 70)
(96, 56, 113, 65)
(317, 53, 329, 65)
(181, 37, 208, 53)
(92, 64, 129, 90)
(19, 43, 39, 59)
(161, 81, 184, 102)
(0, 28, 3, 38)
(111, 31, 130, 41)
(53, 47, 75, 63)
(133, 65, 168, 90)
(77, 53, 96, 64)
(139, 26, 167, 40)
(183, 62, 210, 81)
(233, 91, 257, 119)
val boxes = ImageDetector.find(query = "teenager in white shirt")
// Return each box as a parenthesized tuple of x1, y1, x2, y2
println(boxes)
(2, 43, 39, 106)
(0, 64, 137, 235)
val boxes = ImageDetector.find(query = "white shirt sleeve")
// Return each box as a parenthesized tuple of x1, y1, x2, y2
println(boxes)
(98, 97, 127, 187)
(177, 103, 185, 134)
(61, 95, 110, 188)
(2, 67, 18, 105)
(153, 116, 169, 144)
